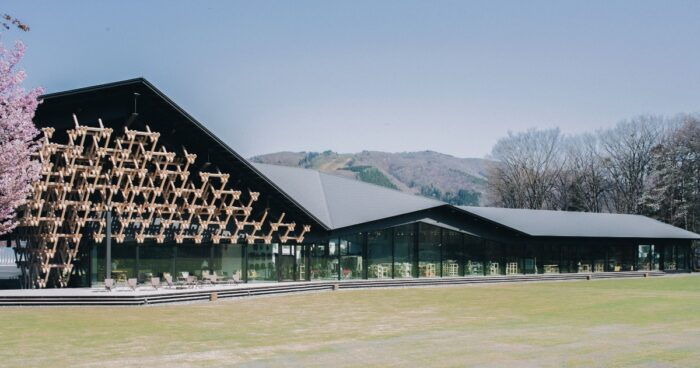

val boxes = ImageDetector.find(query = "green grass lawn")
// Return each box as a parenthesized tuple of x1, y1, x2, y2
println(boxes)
(2, 275, 700, 367)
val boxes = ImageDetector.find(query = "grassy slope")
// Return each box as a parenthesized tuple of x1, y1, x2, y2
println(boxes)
(2, 276, 700, 367)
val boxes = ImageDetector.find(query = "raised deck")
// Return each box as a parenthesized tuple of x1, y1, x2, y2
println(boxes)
(0, 271, 666, 306)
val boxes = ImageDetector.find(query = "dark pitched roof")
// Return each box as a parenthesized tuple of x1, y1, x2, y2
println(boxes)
(38, 79, 700, 240)
(252, 163, 444, 229)
(37, 78, 330, 231)
(458, 206, 700, 239)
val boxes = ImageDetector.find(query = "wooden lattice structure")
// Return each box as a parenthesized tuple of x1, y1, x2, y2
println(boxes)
(14, 116, 310, 288)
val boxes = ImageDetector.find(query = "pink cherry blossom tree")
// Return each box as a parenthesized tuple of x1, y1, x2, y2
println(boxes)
(0, 39, 43, 235)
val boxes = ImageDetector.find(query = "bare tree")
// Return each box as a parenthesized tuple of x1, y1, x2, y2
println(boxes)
(598, 116, 663, 214)
(488, 128, 566, 209)
(561, 134, 610, 212)
(643, 115, 700, 231)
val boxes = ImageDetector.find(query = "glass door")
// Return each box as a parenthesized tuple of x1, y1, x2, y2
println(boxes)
(637, 245, 652, 271)
(277, 245, 295, 281)
(296, 245, 309, 281)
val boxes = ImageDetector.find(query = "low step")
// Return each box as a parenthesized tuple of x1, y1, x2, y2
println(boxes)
(0, 271, 668, 306)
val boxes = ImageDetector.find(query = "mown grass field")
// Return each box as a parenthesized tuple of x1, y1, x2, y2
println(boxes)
(1, 275, 699, 367)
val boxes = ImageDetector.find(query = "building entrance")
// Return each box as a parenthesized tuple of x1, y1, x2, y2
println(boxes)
(276, 245, 308, 282)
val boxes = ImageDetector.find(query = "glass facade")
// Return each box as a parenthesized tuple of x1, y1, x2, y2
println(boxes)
(247, 244, 277, 282)
(310, 242, 338, 280)
(418, 224, 441, 278)
(442, 230, 464, 277)
(89, 223, 695, 286)
(637, 245, 653, 271)
(368, 230, 392, 279)
(484, 240, 504, 276)
(340, 234, 364, 280)
(464, 236, 485, 276)
(663, 244, 691, 271)
(393, 224, 416, 278)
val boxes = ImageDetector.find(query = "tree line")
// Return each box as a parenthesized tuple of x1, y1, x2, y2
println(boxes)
(487, 115, 700, 233)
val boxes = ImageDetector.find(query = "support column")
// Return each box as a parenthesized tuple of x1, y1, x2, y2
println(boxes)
(105, 210, 111, 280)
(243, 244, 248, 283)
(439, 228, 443, 278)
(306, 244, 311, 281)
(337, 238, 341, 281)
(413, 223, 419, 278)
(362, 232, 368, 279)
(391, 228, 395, 279)
(135, 243, 140, 280)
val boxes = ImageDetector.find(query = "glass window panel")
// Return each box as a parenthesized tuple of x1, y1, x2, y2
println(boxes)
(560, 244, 577, 273)
(138, 244, 174, 281)
(651, 245, 660, 271)
(464, 235, 484, 276)
(442, 230, 463, 277)
(247, 244, 278, 282)
(677, 244, 689, 270)
(636, 245, 652, 271)
(210, 244, 243, 280)
(576, 244, 592, 273)
(296, 245, 308, 281)
(340, 234, 363, 279)
(484, 240, 504, 275)
(538, 244, 560, 274)
(94, 242, 137, 283)
(504, 243, 524, 275)
(418, 224, 440, 278)
(278, 245, 296, 281)
(173, 243, 211, 280)
(310, 242, 339, 280)
(523, 244, 538, 274)
(591, 245, 606, 273)
(368, 230, 392, 279)
(393, 225, 416, 278)
(608, 245, 624, 271)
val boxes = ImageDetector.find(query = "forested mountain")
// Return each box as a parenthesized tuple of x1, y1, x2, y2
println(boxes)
(250, 150, 493, 206)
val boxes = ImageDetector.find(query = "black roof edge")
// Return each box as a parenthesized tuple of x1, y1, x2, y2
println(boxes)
(39, 77, 149, 100)
(449, 206, 531, 237)
(41, 77, 331, 231)
(327, 204, 450, 235)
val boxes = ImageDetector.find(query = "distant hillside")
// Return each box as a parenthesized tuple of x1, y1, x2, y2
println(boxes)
(250, 150, 493, 206)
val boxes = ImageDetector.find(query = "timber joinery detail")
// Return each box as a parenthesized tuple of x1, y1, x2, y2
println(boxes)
(15, 116, 310, 288)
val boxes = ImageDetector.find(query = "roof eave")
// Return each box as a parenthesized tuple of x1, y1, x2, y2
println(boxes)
(42, 78, 332, 232)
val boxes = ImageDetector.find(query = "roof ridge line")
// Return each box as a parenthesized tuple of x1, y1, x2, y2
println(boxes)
(316, 170, 334, 228)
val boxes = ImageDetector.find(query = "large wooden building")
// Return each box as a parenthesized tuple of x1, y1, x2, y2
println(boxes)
(3, 79, 698, 288)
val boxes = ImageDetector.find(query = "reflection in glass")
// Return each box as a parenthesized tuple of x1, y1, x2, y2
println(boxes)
(538, 244, 560, 274)
(592, 246, 606, 273)
(442, 230, 463, 277)
(340, 234, 363, 279)
(418, 224, 441, 277)
(310, 242, 339, 280)
(173, 243, 211, 280)
(636, 245, 652, 271)
(218, 244, 244, 280)
(665, 244, 690, 271)
(247, 244, 277, 282)
(484, 241, 503, 275)
(368, 230, 392, 279)
(278, 245, 296, 281)
(94, 241, 137, 283)
(394, 225, 416, 278)
(464, 235, 484, 276)
(138, 244, 174, 282)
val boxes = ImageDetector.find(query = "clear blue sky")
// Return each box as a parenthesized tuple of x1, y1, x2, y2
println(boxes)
(4, 1, 700, 158)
